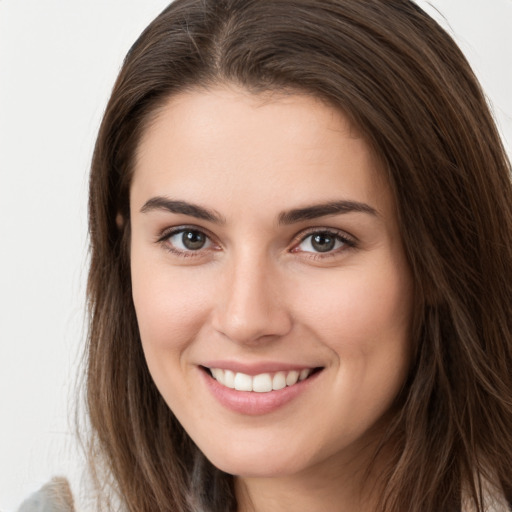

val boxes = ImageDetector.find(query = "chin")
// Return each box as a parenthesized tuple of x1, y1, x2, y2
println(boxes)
(211, 455, 304, 479)
(197, 434, 324, 478)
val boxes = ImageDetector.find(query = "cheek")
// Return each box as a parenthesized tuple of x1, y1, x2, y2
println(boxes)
(297, 266, 412, 345)
(130, 261, 217, 414)
(298, 263, 412, 436)
(130, 250, 215, 360)
(290, 254, 413, 419)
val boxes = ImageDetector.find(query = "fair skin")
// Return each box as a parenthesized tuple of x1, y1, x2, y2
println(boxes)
(129, 85, 413, 512)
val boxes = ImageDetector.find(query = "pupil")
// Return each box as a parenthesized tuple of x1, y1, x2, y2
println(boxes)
(182, 231, 206, 250)
(312, 233, 335, 252)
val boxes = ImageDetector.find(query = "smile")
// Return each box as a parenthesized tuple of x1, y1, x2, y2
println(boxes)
(207, 367, 316, 393)
(201, 365, 324, 415)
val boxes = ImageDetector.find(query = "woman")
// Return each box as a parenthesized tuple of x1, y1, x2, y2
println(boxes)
(84, 0, 512, 511)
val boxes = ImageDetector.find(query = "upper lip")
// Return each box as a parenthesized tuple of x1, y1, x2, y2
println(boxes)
(200, 360, 322, 375)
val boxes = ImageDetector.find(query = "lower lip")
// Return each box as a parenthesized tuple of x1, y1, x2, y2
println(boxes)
(201, 368, 321, 415)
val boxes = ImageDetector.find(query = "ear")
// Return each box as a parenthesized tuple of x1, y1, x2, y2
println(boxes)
(116, 212, 125, 229)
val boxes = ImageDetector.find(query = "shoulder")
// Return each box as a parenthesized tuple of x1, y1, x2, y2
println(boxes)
(16, 477, 75, 512)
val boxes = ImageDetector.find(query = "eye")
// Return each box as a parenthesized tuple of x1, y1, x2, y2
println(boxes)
(165, 228, 213, 252)
(294, 230, 354, 254)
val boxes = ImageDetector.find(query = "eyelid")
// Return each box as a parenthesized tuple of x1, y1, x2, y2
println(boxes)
(158, 225, 199, 241)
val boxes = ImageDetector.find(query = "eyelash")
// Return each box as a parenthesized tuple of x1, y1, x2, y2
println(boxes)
(156, 226, 357, 259)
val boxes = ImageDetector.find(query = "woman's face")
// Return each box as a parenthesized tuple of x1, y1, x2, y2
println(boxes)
(129, 86, 413, 479)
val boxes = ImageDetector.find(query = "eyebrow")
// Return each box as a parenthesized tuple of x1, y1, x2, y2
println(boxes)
(140, 197, 226, 224)
(277, 200, 378, 225)
(140, 196, 377, 225)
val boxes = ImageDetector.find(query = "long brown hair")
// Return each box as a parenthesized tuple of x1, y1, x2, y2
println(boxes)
(85, 1, 512, 510)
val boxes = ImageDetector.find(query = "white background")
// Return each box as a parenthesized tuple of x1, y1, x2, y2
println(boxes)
(0, 1, 510, 511)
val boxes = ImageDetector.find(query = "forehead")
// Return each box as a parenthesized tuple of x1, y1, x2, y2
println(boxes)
(131, 86, 392, 217)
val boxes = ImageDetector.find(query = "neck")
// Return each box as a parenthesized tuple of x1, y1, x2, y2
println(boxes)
(235, 447, 384, 512)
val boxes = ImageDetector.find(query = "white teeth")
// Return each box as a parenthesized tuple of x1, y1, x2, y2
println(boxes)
(209, 367, 315, 392)
(234, 372, 253, 391)
(272, 371, 287, 390)
(299, 369, 311, 381)
(224, 369, 235, 389)
(285, 370, 299, 386)
(210, 368, 224, 381)
(253, 373, 273, 393)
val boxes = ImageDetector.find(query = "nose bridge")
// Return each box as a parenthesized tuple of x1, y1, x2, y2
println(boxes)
(213, 247, 292, 344)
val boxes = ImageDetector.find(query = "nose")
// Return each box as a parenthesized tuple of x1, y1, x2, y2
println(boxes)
(211, 252, 293, 345)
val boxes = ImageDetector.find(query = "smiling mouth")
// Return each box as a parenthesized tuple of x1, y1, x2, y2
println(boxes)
(203, 367, 323, 393)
